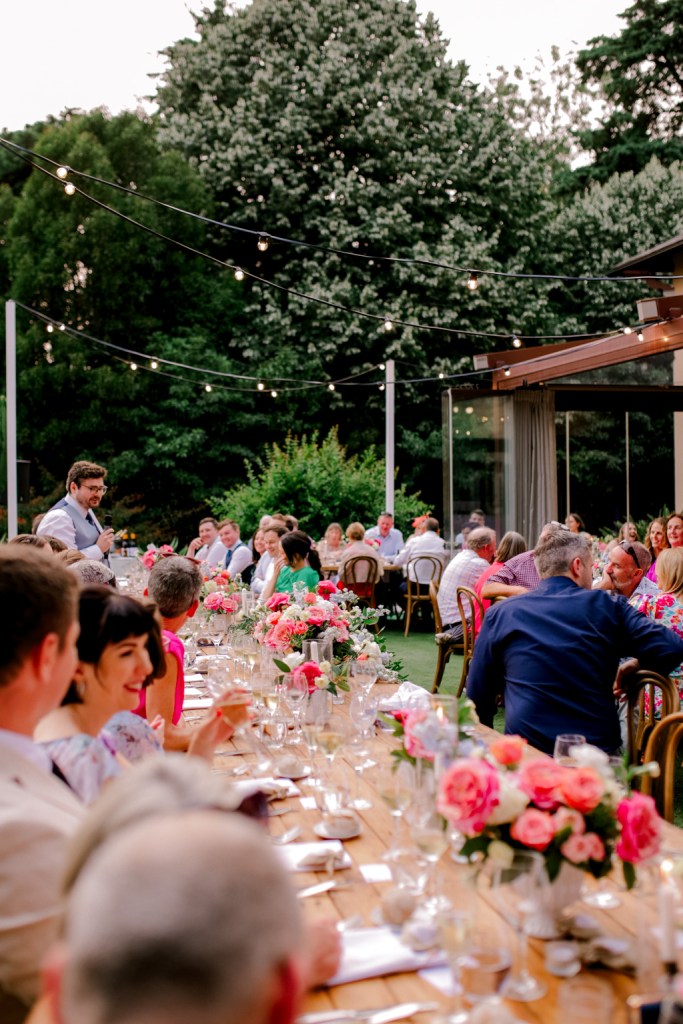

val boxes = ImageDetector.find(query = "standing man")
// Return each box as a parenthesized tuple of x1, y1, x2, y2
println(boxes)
(365, 512, 404, 558)
(37, 460, 114, 562)
(0, 546, 84, 1015)
(186, 517, 227, 566)
(218, 519, 253, 577)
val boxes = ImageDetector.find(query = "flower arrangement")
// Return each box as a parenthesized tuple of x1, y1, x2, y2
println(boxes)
(272, 653, 349, 697)
(381, 694, 479, 767)
(200, 565, 247, 614)
(436, 739, 661, 888)
(139, 544, 176, 570)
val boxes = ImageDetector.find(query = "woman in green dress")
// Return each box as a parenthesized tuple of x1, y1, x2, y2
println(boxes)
(261, 529, 321, 599)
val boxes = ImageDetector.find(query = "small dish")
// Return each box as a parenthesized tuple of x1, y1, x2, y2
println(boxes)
(314, 819, 361, 841)
(276, 765, 311, 781)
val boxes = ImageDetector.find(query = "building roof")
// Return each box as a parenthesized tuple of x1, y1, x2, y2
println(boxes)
(611, 232, 683, 279)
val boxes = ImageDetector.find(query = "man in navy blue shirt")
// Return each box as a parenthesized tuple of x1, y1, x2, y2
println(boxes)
(466, 526, 683, 755)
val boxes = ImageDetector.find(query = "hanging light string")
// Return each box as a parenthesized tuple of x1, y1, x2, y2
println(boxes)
(1, 135, 676, 300)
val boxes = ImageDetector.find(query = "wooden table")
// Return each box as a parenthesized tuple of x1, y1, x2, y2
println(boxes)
(206, 683, 683, 1024)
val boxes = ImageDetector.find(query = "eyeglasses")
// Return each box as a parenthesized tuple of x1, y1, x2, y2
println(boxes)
(619, 540, 639, 568)
(82, 484, 107, 494)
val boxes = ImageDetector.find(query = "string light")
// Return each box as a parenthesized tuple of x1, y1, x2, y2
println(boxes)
(150, 360, 158, 369)
(328, 383, 335, 391)
(46, 324, 54, 333)
(257, 381, 265, 391)
(59, 324, 66, 331)
(511, 336, 522, 349)
(379, 363, 386, 371)
(130, 362, 138, 371)
(234, 268, 244, 281)
(466, 272, 478, 291)
(257, 234, 269, 252)
(637, 331, 645, 341)
(383, 318, 393, 332)
(623, 326, 633, 335)
(56, 166, 69, 179)
(438, 372, 444, 379)
(504, 367, 511, 377)
(64, 182, 76, 196)
(205, 384, 212, 392)
(379, 384, 385, 391)
(271, 389, 277, 398)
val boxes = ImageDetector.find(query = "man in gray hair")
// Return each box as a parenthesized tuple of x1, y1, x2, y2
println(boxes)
(467, 527, 683, 755)
(50, 811, 305, 1024)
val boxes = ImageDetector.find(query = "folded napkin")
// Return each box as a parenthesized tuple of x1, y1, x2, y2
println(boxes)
(328, 926, 446, 986)
(276, 840, 352, 873)
(378, 681, 431, 712)
(230, 777, 301, 800)
(184, 673, 205, 685)
(183, 697, 214, 710)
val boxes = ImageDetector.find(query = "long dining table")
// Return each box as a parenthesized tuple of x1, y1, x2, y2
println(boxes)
(203, 679, 683, 1024)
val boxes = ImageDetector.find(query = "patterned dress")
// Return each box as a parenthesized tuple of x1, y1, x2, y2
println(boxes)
(638, 593, 683, 713)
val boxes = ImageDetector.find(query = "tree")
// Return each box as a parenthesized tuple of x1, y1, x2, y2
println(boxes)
(576, 0, 683, 182)
(154, 0, 555, 509)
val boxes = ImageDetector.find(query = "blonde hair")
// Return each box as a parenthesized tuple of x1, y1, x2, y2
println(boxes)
(346, 522, 365, 542)
(656, 547, 683, 596)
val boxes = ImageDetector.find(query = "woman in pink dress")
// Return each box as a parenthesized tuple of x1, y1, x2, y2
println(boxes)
(474, 531, 527, 631)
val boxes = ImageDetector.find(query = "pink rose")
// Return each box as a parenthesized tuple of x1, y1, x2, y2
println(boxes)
(294, 661, 324, 694)
(510, 808, 556, 851)
(403, 709, 434, 762)
(266, 593, 291, 611)
(437, 758, 500, 835)
(518, 759, 565, 810)
(140, 550, 156, 569)
(553, 807, 585, 836)
(560, 767, 605, 814)
(561, 831, 605, 864)
(158, 544, 175, 555)
(317, 581, 337, 597)
(306, 608, 328, 627)
(203, 592, 224, 611)
(616, 793, 662, 864)
(489, 735, 527, 767)
(304, 592, 317, 604)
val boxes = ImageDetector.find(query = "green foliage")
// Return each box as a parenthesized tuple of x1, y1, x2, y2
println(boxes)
(212, 428, 429, 538)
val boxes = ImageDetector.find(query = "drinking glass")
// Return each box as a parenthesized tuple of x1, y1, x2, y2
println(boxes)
(317, 718, 347, 777)
(375, 761, 414, 860)
(345, 698, 376, 810)
(490, 850, 547, 1001)
(437, 908, 474, 1024)
(283, 671, 308, 744)
(349, 658, 381, 696)
(553, 733, 586, 766)
(413, 809, 450, 914)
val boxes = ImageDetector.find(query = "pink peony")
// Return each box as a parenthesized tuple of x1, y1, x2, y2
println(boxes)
(561, 831, 606, 864)
(616, 792, 662, 864)
(510, 808, 556, 851)
(553, 807, 585, 836)
(203, 592, 224, 611)
(560, 767, 605, 814)
(140, 550, 156, 569)
(266, 593, 291, 611)
(317, 581, 338, 597)
(517, 759, 565, 810)
(403, 709, 434, 761)
(489, 735, 527, 767)
(437, 758, 500, 835)
(294, 660, 324, 693)
(306, 608, 329, 627)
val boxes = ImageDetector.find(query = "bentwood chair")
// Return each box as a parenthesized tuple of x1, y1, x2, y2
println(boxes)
(341, 556, 379, 605)
(455, 585, 486, 698)
(403, 555, 444, 637)
(623, 669, 680, 767)
(640, 711, 683, 822)
(430, 579, 465, 694)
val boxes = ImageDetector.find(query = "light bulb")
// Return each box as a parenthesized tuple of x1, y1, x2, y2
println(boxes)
(379, 384, 385, 391)
(512, 336, 522, 348)
(379, 363, 386, 371)
(257, 382, 265, 392)
(271, 389, 277, 398)
(64, 182, 76, 196)
(504, 367, 511, 377)
(257, 234, 269, 252)
(438, 372, 444, 379)
(46, 324, 54, 333)
(465, 406, 474, 415)
(150, 360, 158, 370)
(56, 166, 69, 179)
(383, 318, 393, 331)
(623, 326, 633, 335)
(466, 272, 478, 291)
(637, 331, 645, 342)
(59, 324, 66, 331)
(130, 362, 138, 371)
(328, 383, 335, 391)
(205, 384, 212, 393)
(234, 268, 244, 281)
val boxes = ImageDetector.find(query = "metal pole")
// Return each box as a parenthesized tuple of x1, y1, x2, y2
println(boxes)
(448, 389, 454, 556)
(565, 411, 570, 519)
(385, 359, 395, 516)
(5, 300, 17, 539)
(625, 411, 630, 525)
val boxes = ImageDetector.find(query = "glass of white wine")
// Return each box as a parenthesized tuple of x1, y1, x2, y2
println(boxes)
(317, 719, 347, 780)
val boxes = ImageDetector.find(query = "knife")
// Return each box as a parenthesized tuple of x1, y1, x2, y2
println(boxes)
(297, 1001, 439, 1024)
(296, 879, 338, 900)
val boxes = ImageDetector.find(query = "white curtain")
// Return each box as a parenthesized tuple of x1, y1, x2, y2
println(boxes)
(512, 390, 557, 546)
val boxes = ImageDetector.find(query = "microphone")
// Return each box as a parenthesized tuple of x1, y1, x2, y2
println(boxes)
(103, 514, 113, 529)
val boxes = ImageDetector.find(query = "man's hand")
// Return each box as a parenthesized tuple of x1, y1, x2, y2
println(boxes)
(614, 657, 640, 699)
(187, 536, 202, 556)
(96, 528, 115, 553)
(594, 569, 616, 592)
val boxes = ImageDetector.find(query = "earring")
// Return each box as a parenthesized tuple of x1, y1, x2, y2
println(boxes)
(76, 681, 87, 701)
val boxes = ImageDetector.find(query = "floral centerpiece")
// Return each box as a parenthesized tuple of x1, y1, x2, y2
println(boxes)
(381, 694, 479, 768)
(200, 565, 248, 615)
(139, 544, 176, 570)
(437, 737, 661, 889)
(272, 652, 349, 698)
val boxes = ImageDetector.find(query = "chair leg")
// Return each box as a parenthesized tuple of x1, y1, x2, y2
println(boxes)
(404, 597, 412, 638)
(456, 655, 470, 698)
(432, 645, 450, 693)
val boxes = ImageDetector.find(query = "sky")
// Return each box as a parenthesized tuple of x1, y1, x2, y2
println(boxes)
(1, 0, 628, 132)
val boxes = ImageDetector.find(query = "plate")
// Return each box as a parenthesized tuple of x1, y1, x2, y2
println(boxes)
(276, 765, 311, 781)
(314, 819, 362, 841)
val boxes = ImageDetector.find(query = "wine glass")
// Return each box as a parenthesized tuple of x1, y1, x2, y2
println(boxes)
(283, 671, 308, 744)
(349, 658, 381, 696)
(437, 908, 474, 1024)
(317, 718, 347, 779)
(490, 850, 548, 1002)
(375, 761, 414, 860)
(553, 733, 586, 766)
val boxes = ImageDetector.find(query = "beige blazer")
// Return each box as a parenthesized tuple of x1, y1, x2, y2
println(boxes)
(0, 745, 84, 1010)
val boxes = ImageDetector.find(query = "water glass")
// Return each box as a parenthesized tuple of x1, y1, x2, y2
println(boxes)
(553, 733, 586, 766)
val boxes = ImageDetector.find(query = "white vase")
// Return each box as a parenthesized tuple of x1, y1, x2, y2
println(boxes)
(526, 861, 584, 940)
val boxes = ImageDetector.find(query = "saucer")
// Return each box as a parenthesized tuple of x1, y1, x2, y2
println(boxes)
(314, 819, 361, 841)
(276, 765, 312, 781)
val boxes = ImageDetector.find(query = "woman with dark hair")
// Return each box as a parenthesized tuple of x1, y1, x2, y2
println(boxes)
(565, 512, 585, 534)
(644, 515, 669, 582)
(261, 529, 321, 599)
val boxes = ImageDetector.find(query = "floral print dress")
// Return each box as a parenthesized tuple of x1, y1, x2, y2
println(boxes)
(638, 593, 683, 713)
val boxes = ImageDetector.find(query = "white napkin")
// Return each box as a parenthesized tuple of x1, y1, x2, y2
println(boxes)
(183, 697, 214, 710)
(184, 673, 205, 685)
(378, 681, 431, 711)
(276, 840, 352, 872)
(328, 926, 446, 985)
(230, 777, 301, 800)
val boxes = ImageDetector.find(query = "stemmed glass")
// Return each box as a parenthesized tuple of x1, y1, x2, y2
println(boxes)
(490, 850, 548, 1002)
(283, 671, 308, 745)
(317, 717, 347, 780)
(375, 761, 413, 860)
(553, 733, 586, 766)
(437, 908, 474, 1024)
(349, 658, 381, 697)
(346, 694, 377, 809)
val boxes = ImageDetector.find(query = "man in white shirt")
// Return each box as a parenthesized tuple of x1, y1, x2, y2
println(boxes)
(437, 527, 496, 639)
(365, 512, 404, 558)
(395, 517, 447, 588)
(187, 517, 228, 566)
(0, 546, 84, 1016)
(218, 519, 253, 577)
(36, 460, 114, 562)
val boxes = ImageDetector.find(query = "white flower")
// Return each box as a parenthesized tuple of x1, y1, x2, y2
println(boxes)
(487, 777, 529, 825)
(569, 744, 610, 773)
(318, 660, 331, 673)
(487, 840, 515, 868)
(283, 652, 304, 670)
(315, 674, 329, 690)
(204, 581, 218, 593)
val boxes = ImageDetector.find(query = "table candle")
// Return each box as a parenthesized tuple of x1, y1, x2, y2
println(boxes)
(241, 590, 248, 614)
(659, 858, 677, 965)
(311, 640, 319, 663)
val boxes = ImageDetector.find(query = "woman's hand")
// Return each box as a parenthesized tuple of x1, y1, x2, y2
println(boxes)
(187, 711, 235, 762)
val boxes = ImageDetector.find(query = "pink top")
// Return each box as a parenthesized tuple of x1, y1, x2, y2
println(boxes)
(474, 560, 503, 632)
(134, 629, 185, 725)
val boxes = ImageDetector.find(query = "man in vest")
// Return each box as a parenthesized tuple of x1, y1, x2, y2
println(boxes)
(37, 460, 114, 562)
(219, 519, 253, 577)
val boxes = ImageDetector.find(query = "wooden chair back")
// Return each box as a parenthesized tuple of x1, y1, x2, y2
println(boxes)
(429, 580, 443, 633)
(455, 586, 486, 697)
(404, 556, 444, 637)
(341, 556, 378, 604)
(624, 669, 680, 766)
(640, 711, 683, 822)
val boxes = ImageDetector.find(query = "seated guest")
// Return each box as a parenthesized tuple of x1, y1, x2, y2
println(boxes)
(365, 511, 404, 558)
(67, 558, 117, 588)
(318, 522, 345, 564)
(592, 539, 658, 608)
(640, 547, 683, 707)
(7, 533, 53, 555)
(480, 522, 564, 601)
(218, 519, 252, 578)
(667, 511, 683, 549)
(467, 529, 683, 755)
(606, 519, 641, 553)
(394, 517, 447, 594)
(645, 516, 669, 582)
(339, 522, 382, 590)
(186, 516, 227, 566)
(474, 531, 527, 630)
(437, 527, 496, 640)
(565, 511, 585, 534)
(51, 811, 307, 1024)
(261, 530, 321, 600)
(251, 522, 287, 595)
(0, 547, 84, 1016)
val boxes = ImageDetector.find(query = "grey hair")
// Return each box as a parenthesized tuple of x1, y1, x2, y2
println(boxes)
(68, 559, 117, 588)
(467, 527, 495, 553)
(534, 529, 591, 579)
(61, 809, 303, 1024)
(623, 540, 652, 573)
(147, 556, 202, 618)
